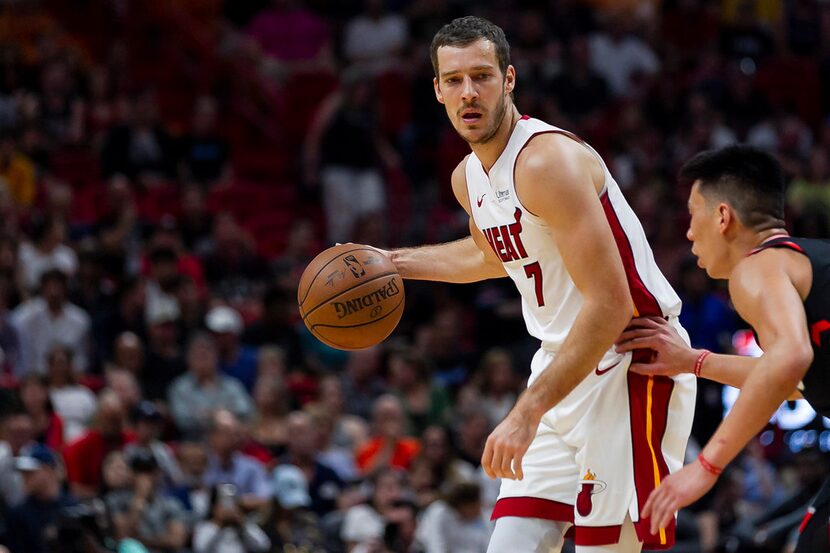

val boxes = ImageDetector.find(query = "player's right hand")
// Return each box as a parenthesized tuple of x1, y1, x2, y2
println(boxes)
(614, 316, 698, 377)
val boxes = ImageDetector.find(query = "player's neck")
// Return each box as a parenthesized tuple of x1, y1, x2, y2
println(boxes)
(471, 105, 521, 172)
(727, 227, 790, 272)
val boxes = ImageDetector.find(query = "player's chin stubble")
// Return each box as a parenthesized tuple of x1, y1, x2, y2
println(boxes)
(458, 94, 508, 146)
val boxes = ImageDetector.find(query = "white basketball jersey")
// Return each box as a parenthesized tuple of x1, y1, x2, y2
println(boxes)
(466, 117, 681, 353)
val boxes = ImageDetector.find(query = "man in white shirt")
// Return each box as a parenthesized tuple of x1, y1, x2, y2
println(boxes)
(12, 269, 91, 375)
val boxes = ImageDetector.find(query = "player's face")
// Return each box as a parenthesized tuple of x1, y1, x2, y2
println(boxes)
(433, 39, 515, 145)
(686, 183, 729, 279)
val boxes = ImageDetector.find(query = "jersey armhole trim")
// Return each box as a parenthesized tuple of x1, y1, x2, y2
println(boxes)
(512, 130, 608, 220)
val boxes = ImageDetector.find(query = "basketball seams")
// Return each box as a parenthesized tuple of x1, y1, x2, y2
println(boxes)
(300, 271, 400, 321)
(309, 295, 405, 330)
(297, 246, 382, 307)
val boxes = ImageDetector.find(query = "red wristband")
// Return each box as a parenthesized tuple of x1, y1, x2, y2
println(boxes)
(694, 349, 711, 378)
(698, 453, 723, 476)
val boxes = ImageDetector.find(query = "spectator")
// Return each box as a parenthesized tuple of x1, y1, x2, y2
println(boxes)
(306, 402, 360, 482)
(206, 305, 259, 392)
(343, 0, 409, 73)
(45, 345, 97, 442)
(0, 411, 34, 508)
(17, 218, 78, 294)
(245, 0, 332, 69)
(101, 90, 176, 182)
(340, 467, 406, 553)
(474, 348, 520, 428)
(124, 401, 184, 488)
(17, 375, 63, 450)
(249, 374, 290, 459)
(386, 348, 450, 437)
(201, 213, 268, 300)
(316, 374, 370, 456)
(304, 67, 398, 243)
(168, 333, 254, 440)
(179, 185, 213, 254)
(787, 146, 830, 220)
(193, 483, 271, 553)
(0, 132, 35, 209)
(107, 448, 188, 552)
(417, 425, 475, 490)
(203, 409, 271, 512)
(63, 390, 134, 498)
(355, 394, 421, 474)
(264, 464, 325, 552)
(178, 96, 230, 187)
(96, 281, 147, 368)
(588, 11, 660, 97)
(279, 410, 344, 517)
(170, 441, 211, 522)
(241, 287, 303, 369)
(341, 347, 385, 421)
(142, 297, 186, 402)
(415, 481, 491, 553)
(12, 269, 91, 375)
(548, 34, 610, 128)
(107, 332, 145, 377)
(101, 450, 133, 496)
(104, 367, 142, 416)
(6, 444, 77, 553)
(0, 270, 20, 377)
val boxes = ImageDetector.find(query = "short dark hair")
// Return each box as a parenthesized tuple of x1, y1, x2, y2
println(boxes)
(679, 145, 786, 231)
(430, 16, 510, 77)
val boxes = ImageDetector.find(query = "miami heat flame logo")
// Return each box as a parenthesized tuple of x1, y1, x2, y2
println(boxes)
(576, 469, 608, 517)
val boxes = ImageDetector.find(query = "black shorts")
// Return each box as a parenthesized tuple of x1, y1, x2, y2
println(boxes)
(795, 478, 830, 553)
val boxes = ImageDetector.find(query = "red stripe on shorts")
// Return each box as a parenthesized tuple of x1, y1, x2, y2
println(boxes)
(490, 496, 574, 522)
(601, 192, 676, 549)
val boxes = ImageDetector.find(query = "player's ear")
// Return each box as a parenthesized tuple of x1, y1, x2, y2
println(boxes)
(433, 77, 444, 104)
(717, 203, 732, 233)
(504, 65, 516, 95)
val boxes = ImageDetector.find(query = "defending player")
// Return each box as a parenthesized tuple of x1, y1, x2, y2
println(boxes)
(376, 16, 696, 552)
(615, 145, 830, 552)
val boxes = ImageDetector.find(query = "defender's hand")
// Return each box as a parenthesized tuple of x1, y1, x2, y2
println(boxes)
(642, 460, 719, 535)
(481, 410, 538, 480)
(615, 316, 698, 377)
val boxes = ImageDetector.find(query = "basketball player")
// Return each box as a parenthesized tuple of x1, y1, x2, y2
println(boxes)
(377, 16, 696, 552)
(615, 145, 830, 552)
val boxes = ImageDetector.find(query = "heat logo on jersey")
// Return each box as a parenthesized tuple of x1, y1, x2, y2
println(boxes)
(482, 207, 529, 263)
(576, 469, 607, 517)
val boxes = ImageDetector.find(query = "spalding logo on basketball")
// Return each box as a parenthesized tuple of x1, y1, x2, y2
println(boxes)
(297, 244, 405, 350)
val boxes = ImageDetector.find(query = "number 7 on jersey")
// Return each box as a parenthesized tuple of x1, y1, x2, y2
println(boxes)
(523, 261, 545, 307)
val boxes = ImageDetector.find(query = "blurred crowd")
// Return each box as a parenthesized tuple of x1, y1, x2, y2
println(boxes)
(0, 0, 828, 552)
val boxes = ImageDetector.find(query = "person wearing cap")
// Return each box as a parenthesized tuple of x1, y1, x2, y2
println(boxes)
(192, 483, 271, 553)
(206, 305, 258, 393)
(11, 268, 91, 376)
(5, 443, 77, 553)
(143, 295, 187, 402)
(107, 447, 189, 553)
(124, 400, 184, 488)
(168, 334, 254, 440)
(261, 464, 326, 552)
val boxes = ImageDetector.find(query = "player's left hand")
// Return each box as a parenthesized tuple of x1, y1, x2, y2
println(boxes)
(642, 459, 719, 535)
(481, 410, 538, 480)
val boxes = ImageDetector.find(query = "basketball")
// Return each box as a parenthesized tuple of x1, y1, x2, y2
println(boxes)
(297, 244, 405, 350)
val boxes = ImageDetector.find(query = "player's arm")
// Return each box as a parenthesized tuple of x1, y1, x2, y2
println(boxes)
(482, 135, 634, 480)
(616, 316, 803, 399)
(389, 157, 507, 282)
(512, 135, 634, 419)
(642, 252, 814, 532)
(701, 255, 813, 467)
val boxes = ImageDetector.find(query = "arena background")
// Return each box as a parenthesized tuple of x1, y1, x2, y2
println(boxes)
(0, 0, 828, 552)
